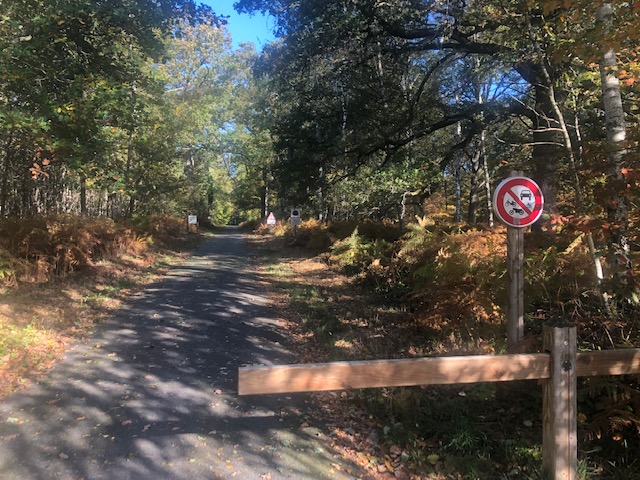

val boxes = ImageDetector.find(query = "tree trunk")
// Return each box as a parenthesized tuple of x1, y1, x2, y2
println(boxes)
(128, 195, 135, 218)
(0, 133, 16, 217)
(400, 191, 409, 230)
(521, 15, 564, 217)
(530, 82, 562, 215)
(20, 167, 32, 217)
(80, 172, 88, 216)
(125, 130, 135, 219)
(317, 164, 326, 222)
(525, 10, 613, 313)
(597, 5, 627, 149)
(454, 164, 462, 223)
(467, 148, 481, 225)
(481, 131, 493, 228)
(596, 3, 632, 283)
(475, 87, 494, 228)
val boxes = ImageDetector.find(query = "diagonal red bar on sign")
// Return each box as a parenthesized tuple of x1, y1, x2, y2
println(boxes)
(507, 188, 533, 215)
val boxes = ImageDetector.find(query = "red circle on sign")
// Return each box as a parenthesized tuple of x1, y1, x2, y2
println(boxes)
(492, 177, 544, 227)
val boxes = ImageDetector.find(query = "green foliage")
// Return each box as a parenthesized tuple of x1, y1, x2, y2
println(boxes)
(579, 374, 640, 468)
(0, 1, 241, 220)
(524, 236, 599, 315)
(330, 227, 392, 274)
(0, 247, 16, 283)
(328, 218, 636, 328)
(445, 417, 488, 454)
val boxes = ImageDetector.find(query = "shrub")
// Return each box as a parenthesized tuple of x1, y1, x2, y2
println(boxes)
(328, 220, 403, 243)
(330, 227, 393, 274)
(241, 219, 263, 232)
(294, 220, 332, 251)
(0, 215, 195, 285)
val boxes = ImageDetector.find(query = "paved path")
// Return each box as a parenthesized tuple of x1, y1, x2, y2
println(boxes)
(0, 228, 361, 479)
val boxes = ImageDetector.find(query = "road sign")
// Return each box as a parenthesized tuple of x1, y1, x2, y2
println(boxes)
(187, 215, 198, 225)
(290, 208, 301, 226)
(493, 176, 544, 228)
(266, 212, 276, 225)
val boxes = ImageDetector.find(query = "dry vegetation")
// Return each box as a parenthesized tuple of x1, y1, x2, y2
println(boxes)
(2, 212, 638, 478)
(0, 215, 203, 397)
(250, 214, 640, 480)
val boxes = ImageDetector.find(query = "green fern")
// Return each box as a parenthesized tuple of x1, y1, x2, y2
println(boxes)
(398, 221, 434, 264)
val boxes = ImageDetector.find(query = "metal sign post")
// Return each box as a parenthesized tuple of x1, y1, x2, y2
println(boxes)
(187, 214, 198, 234)
(290, 208, 301, 236)
(493, 175, 544, 349)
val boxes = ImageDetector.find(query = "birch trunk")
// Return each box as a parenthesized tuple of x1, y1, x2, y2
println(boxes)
(596, 3, 631, 282)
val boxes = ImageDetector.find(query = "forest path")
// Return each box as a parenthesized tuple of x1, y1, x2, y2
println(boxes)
(0, 228, 361, 480)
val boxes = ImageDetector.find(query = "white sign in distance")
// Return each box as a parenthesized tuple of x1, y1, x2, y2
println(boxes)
(187, 215, 198, 225)
(290, 208, 301, 226)
(493, 177, 544, 228)
(266, 212, 276, 225)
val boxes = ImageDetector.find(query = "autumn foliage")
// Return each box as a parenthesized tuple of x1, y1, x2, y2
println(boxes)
(260, 215, 640, 477)
(0, 215, 190, 286)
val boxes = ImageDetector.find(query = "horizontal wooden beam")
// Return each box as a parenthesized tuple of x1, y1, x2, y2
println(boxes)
(576, 348, 640, 377)
(238, 349, 640, 396)
(238, 353, 550, 395)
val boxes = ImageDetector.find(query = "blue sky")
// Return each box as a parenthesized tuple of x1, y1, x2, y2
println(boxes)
(200, 0, 276, 49)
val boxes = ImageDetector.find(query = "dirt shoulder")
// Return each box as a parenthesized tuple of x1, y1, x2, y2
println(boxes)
(0, 238, 201, 399)
(246, 234, 432, 480)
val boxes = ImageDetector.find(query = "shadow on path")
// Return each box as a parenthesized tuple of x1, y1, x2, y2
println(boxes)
(0, 228, 362, 479)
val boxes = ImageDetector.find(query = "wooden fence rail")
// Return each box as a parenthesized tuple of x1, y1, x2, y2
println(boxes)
(238, 324, 640, 480)
(239, 349, 640, 396)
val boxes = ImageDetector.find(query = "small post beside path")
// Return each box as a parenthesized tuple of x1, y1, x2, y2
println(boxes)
(493, 172, 544, 349)
(290, 207, 301, 237)
(508, 169, 525, 348)
(186, 214, 199, 233)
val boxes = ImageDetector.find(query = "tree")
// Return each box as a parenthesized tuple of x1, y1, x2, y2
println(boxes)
(0, 0, 221, 217)
(155, 20, 236, 219)
(239, 0, 532, 219)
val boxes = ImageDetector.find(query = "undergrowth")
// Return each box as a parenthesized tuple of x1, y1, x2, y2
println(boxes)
(0, 214, 192, 285)
(257, 216, 640, 479)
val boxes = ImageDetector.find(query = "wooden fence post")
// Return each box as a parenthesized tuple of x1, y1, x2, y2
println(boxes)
(507, 226, 524, 348)
(506, 169, 525, 349)
(542, 321, 577, 480)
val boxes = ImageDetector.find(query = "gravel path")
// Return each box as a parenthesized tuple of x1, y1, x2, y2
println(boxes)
(0, 228, 361, 479)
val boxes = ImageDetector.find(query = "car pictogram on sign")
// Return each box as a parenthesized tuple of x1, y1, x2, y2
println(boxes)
(520, 189, 532, 200)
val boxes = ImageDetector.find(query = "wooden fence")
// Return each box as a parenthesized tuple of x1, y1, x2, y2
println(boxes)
(238, 323, 640, 480)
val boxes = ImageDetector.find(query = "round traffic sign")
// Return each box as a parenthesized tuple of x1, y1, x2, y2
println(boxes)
(493, 176, 544, 228)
